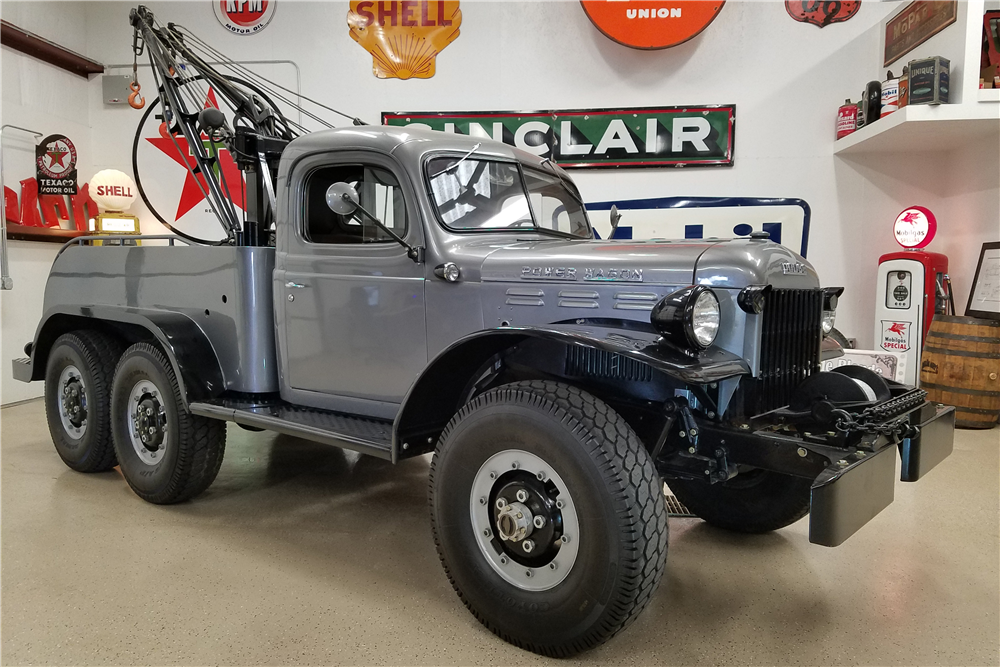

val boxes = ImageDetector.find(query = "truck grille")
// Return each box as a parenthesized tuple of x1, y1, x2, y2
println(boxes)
(751, 288, 824, 415)
(565, 347, 652, 382)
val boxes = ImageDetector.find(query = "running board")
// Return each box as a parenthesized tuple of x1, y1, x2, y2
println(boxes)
(190, 398, 394, 461)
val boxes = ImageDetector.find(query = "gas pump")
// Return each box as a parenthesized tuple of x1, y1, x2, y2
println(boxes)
(874, 206, 951, 385)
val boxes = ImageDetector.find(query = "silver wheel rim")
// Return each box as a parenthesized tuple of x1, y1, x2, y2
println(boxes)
(127, 380, 168, 465)
(57, 365, 87, 439)
(470, 449, 580, 591)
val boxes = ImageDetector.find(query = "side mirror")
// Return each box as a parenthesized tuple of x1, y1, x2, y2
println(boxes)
(326, 182, 360, 215)
(609, 205, 622, 239)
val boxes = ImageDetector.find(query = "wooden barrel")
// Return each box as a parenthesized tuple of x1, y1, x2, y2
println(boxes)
(920, 315, 1000, 429)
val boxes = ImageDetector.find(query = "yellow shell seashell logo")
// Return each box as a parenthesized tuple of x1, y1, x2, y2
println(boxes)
(348, 1, 462, 80)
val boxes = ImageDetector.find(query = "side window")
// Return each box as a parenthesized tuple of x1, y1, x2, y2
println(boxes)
(305, 164, 407, 244)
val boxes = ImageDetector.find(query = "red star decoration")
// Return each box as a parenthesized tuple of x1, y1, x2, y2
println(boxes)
(46, 148, 69, 169)
(145, 89, 245, 221)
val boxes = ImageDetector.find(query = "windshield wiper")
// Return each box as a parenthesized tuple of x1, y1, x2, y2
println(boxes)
(430, 143, 482, 179)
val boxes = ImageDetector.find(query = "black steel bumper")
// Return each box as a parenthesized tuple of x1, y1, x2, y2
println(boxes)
(808, 403, 955, 546)
(12, 357, 32, 383)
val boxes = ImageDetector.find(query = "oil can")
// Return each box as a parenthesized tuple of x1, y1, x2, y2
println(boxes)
(837, 99, 858, 138)
(881, 71, 899, 117)
(908, 57, 950, 105)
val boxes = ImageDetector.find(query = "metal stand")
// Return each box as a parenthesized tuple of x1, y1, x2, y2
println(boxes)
(0, 124, 44, 290)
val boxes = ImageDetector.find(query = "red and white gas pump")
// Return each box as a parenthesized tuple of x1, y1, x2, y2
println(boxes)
(874, 206, 951, 385)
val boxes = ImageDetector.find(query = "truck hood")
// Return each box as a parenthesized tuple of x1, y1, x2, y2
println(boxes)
(478, 237, 818, 289)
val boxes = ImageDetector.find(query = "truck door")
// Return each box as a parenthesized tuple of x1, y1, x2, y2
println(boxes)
(275, 153, 426, 419)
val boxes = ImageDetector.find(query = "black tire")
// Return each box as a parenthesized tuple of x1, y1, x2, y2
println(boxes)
(667, 469, 812, 534)
(44, 330, 124, 472)
(430, 380, 668, 657)
(110, 342, 225, 504)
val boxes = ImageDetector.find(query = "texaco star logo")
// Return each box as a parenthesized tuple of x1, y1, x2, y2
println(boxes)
(136, 87, 246, 233)
(37, 136, 77, 179)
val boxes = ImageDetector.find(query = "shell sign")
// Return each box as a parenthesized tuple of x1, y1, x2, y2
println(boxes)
(348, 1, 462, 79)
(580, 1, 725, 50)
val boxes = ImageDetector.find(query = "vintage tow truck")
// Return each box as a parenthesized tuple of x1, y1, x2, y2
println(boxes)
(11, 6, 955, 657)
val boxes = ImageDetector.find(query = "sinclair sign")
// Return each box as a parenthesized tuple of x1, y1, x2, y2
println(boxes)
(382, 106, 735, 168)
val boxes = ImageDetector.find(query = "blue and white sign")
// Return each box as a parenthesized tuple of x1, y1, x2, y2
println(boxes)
(587, 196, 811, 258)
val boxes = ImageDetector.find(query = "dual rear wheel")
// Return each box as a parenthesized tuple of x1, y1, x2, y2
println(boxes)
(45, 332, 225, 504)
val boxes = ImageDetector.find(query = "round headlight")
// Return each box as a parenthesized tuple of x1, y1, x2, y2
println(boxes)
(690, 289, 720, 348)
(651, 285, 721, 351)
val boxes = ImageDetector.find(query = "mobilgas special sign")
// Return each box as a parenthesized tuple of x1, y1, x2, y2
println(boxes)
(382, 106, 735, 168)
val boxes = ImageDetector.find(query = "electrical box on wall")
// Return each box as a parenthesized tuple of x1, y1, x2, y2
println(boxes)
(102, 75, 133, 104)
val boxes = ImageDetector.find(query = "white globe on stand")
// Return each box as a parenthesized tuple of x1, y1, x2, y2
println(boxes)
(90, 169, 137, 212)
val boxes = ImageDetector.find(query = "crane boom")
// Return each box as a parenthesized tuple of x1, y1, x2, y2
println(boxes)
(129, 5, 298, 246)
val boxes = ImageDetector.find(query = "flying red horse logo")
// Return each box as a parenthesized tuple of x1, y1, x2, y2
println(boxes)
(887, 322, 907, 336)
(899, 211, 921, 225)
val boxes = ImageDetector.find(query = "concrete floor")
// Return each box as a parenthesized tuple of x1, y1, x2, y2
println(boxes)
(1, 398, 997, 666)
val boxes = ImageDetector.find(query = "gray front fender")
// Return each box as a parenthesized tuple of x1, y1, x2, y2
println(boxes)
(393, 322, 749, 458)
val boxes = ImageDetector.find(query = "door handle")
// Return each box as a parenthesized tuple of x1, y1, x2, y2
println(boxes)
(285, 281, 309, 289)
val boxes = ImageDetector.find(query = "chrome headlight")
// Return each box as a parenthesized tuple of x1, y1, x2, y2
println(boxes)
(651, 285, 721, 351)
(822, 287, 843, 335)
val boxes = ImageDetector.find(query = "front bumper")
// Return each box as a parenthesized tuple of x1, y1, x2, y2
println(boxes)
(809, 402, 955, 546)
(659, 395, 956, 547)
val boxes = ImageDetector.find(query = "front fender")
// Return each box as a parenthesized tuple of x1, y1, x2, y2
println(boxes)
(25, 306, 225, 409)
(393, 322, 749, 458)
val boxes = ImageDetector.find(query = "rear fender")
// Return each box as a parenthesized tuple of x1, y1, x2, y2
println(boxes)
(26, 306, 224, 409)
(393, 323, 749, 459)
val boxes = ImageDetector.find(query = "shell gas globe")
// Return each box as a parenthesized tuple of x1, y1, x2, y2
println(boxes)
(90, 169, 137, 212)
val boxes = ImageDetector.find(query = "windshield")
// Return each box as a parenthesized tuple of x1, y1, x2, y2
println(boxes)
(426, 156, 592, 238)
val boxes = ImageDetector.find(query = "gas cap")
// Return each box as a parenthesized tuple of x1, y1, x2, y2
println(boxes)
(749, 231, 770, 240)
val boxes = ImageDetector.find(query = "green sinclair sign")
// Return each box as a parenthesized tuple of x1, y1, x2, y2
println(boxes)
(382, 105, 735, 168)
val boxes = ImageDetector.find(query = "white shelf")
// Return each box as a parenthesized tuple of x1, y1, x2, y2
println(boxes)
(833, 102, 1000, 155)
(978, 88, 1000, 102)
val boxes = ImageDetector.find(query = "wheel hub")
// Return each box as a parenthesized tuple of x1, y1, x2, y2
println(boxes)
(128, 381, 167, 465)
(471, 449, 580, 591)
(57, 365, 88, 438)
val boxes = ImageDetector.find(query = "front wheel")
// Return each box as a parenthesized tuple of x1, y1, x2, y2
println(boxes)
(429, 381, 668, 657)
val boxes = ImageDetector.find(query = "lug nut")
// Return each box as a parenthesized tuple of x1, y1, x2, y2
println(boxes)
(479, 497, 486, 505)
(489, 471, 497, 479)
(560, 535, 570, 544)
(688, 447, 696, 454)
(533, 516, 546, 529)
(522, 539, 535, 553)
(555, 500, 564, 509)
(496, 497, 508, 510)
(536, 471, 546, 481)
(511, 461, 519, 470)
(500, 556, 507, 565)
(549, 562, 557, 570)
(525, 570, 532, 578)
(516, 489, 528, 503)
(483, 528, 491, 537)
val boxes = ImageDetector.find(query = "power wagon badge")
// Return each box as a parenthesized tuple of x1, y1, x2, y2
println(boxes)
(214, 0, 276, 35)
(36, 134, 78, 195)
(785, 1, 860, 27)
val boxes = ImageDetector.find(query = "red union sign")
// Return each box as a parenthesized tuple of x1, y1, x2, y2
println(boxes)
(579, 1, 725, 50)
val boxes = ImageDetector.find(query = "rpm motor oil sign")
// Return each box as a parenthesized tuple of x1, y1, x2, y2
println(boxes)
(383, 106, 735, 168)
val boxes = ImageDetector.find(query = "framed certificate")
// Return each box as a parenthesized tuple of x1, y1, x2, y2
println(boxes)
(966, 242, 1000, 321)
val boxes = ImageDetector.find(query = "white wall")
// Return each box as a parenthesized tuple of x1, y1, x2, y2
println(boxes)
(1, 1, 93, 404)
(3, 0, 997, 404)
